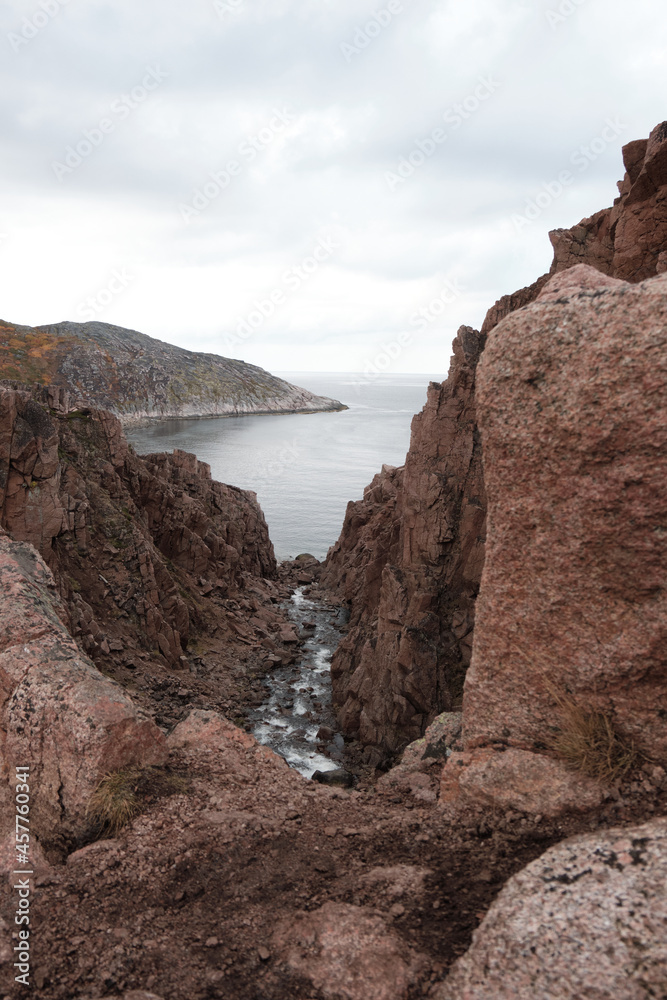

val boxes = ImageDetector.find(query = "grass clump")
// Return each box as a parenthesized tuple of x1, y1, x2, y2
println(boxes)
(86, 766, 188, 837)
(546, 693, 638, 782)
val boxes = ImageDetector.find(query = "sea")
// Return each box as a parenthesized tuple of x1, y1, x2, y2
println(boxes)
(125, 372, 445, 562)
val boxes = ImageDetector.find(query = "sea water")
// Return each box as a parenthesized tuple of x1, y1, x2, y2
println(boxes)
(125, 372, 444, 561)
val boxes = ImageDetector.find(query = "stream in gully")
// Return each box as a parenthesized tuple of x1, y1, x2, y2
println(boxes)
(249, 586, 349, 778)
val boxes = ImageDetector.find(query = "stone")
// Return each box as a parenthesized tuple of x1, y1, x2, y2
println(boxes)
(0, 533, 166, 846)
(464, 266, 667, 764)
(435, 818, 667, 1000)
(400, 712, 463, 769)
(439, 748, 605, 818)
(312, 769, 354, 788)
(322, 124, 667, 760)
(167, 709, 257, 753)
(272, 902, 428, 1000)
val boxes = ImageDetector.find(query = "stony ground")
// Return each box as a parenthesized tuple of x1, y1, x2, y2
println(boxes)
(2, 687, 665, 1000)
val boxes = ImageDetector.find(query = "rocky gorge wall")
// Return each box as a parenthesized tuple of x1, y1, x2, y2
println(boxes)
(323, 121, 667, 760)
(442, 263, 667, 798)
(322, 327, 486, 756)
(0, 383, 277, 672)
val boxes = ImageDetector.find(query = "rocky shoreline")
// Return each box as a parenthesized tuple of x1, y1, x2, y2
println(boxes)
(0, 124, 665, 1000)
(0, 320, 347, 425)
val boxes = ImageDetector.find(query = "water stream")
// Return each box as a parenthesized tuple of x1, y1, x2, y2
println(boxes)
(250, 586, 348, 778)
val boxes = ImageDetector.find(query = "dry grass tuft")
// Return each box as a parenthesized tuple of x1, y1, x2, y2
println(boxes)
(546, 693, 638, 781)
(86, 769, 142, 836)
(86, 766, 188, 837)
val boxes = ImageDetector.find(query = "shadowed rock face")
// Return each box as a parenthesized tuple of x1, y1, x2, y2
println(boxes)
(323, 123, 667, 756)
(323, 328, 486, 754)
(0, 319, 346, 423)
(0, 384, 277, 669)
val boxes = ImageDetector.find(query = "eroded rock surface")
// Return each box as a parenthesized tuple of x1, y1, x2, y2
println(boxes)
(0, 384, 276, 670)
(462, 265, 667, 765)
(0, 530, 166, 846)
(323, 124, 667, 759)
(437, 818, 667, 1000)
(323, 327, 486, 755)
(272, 902, 428, 1000)
(482, 119, 667, 333)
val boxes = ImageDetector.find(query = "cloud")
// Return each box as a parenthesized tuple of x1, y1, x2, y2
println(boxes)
(1, 0, 666, 372)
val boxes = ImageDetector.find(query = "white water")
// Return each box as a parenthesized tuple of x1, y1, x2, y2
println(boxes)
(249, 587, 346, 778)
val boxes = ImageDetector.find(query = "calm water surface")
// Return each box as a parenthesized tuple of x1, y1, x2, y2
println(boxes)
(126, 372, 444, 561)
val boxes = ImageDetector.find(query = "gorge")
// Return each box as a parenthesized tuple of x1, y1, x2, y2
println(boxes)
(0, 124, 665, 1000)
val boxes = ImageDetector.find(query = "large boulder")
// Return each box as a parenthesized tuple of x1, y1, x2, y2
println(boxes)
(0, 532, 166, 849)
(461, 265, 667, 768)
(436, 818, 667, 1000)
(323, 126, 667, 759)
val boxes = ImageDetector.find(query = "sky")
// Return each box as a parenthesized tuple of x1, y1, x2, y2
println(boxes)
(1, 0, 666, 375)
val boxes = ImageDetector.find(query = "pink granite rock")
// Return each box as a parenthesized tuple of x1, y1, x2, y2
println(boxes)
(464, 266, 667, 764)
(0, 532, 166, 847)
(272, 902, 428, 1000)
(436, 818, 667, 1000)
(439, 748, 605, 818)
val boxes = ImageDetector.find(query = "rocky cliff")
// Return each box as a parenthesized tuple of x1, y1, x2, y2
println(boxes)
(0, 319, 345, 423)
(0, 528, 167, 851)
(439, 264, 667, 816)
(323, 121, 667, 758)
(0, 383, 309, 739)
(323, 327, 486, 755)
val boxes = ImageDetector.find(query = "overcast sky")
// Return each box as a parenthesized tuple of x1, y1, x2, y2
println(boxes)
(1, 0, 665, 374)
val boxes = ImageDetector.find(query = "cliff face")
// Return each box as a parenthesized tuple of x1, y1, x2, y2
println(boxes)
(0, 319, 345, 423)
(463, 264, 667, 760)
(0, 383, 313, 743)
(0, 383, 276, 666)
(481, 120, 667, 336)
(323, 122, 667, 756)
(0, 528, 167, 848)
(322, 327, 486, 754)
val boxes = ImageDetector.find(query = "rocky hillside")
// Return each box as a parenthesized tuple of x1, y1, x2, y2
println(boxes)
(0, 127, 665, 1000)
(0, 382, 311, 749)
(322, 121, 667, 760)
(0, 319, 346, 423)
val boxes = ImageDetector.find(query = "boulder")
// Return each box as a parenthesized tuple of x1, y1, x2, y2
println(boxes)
(436, 818, 667, 1000)
(439, 748, 605, 818)
(0, 532, 166, 847)
(323, 125, 667, 759)
(272, 902, 428, 1000)
(463, 266, 667, 766)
